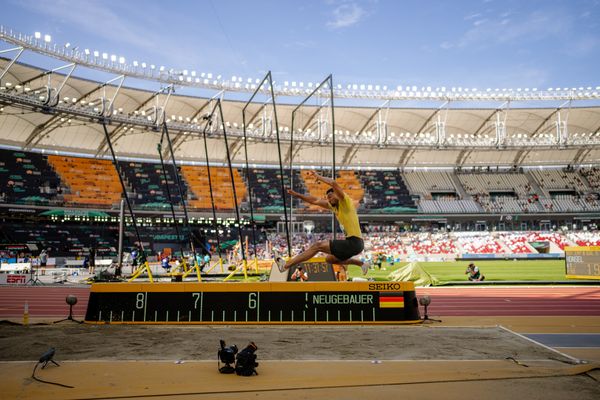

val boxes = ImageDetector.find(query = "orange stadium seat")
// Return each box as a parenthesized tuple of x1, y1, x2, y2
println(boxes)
(47, 155, 122, 207)
(300, 170, 363, 212)
(180, 165, 247, 210)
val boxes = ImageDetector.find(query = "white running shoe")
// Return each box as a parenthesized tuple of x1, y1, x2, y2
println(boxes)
(272, 248, 287, 273)
(361, 260, 371, 275)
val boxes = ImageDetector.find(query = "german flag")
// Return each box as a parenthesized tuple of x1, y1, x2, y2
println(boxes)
(379, 292, 404, 308)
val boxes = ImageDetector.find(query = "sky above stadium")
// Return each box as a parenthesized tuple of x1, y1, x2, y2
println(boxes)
(3, 0, 600, 91)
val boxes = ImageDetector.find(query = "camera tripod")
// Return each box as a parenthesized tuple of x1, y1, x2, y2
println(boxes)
(26, 265, 44, 286)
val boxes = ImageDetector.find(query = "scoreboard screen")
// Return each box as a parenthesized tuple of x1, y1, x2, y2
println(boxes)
(564, 246, 600, 280)
(85, 281, 421, 325)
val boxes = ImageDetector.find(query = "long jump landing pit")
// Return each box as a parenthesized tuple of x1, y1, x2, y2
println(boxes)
(1, 325, 599, 399)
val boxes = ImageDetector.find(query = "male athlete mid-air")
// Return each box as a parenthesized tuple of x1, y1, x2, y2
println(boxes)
(274, 170, 369, 275)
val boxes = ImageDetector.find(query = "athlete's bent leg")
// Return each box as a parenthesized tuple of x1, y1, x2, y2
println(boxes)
(325, 255, 369, 275)
(325, 255, 362, 266)
(284, 240, 330, 270)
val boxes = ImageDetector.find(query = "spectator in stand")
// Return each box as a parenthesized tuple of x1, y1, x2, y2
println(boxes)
(465, 263, 485, 282)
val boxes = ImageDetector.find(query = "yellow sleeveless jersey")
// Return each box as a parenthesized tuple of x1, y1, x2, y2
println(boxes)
(328, 193, 362, 238)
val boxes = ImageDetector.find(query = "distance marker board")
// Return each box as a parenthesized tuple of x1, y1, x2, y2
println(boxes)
(85, 281, 421, 324)
(565, 246, 600, 280)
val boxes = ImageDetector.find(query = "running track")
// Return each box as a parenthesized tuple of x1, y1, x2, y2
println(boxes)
(0, 286, 599, 319)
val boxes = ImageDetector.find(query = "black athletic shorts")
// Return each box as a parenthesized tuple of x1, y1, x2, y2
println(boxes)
(329, 236, 364, 261)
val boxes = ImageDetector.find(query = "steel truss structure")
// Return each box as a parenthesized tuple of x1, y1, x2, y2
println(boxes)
(1, 26, 600, 168)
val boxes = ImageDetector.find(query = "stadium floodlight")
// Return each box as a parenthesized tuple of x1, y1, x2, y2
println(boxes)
(150, 65, 155, 69)
(84, 48, 90, 55)
(191, 71, 196, 77)
(118, 56, 125, 64)
(34, 32, 41, 39)
(102, 53, 108, 60)
(159, 66, 165, 72)
(133, 60, 138, 67)
(110, 54, 116, 62)
(93, 50, 99, 57)
(44, 34, 51, 43)
(65, 42, 71, 48)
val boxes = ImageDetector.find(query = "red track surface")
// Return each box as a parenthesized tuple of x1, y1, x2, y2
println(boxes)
(0, 285, 599, 319)
(418, 286, 600, 316)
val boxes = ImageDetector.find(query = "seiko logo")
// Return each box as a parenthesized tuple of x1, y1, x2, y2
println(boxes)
(368, 283, 403, 291)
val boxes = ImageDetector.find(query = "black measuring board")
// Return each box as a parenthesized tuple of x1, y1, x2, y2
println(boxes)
(85, 282, 421, 324)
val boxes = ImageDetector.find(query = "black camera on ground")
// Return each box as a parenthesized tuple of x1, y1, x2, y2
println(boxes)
(218, 340, 238, 374)
(218, 340, 258, 376)
(235, 342, 258, 376)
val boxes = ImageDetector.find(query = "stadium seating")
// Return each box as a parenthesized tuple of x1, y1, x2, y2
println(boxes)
(530, 169, 589, 193)
(568, 231, 600, 246)
(119, 161, 186, 208)
(419, 199, 481, 213)
(6, 222, 118, 257)
(458, 172, 531, 197)
(180, 165, 247, 210)
(403, 171, 457, 197)
(498, 233, 534, 254)
(580, 167, 600, 190)
(0, 149, 61, 205)
(454, 232, 504, 254)
(245, 168, 307, 212)
(47, 155, 122, 207)
(409, 233, 457, 255)
(524, 232, 572, 250)
(357, 170, 416, 212)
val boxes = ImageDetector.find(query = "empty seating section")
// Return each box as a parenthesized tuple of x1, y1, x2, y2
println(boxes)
(369, 233, 407, 255)
(530, 169, 589, 193)
(357, 170, 415, 211)
(580, 167, 600, 190)
(47, 156, 121, 207)
(479, 196, 529, 213)
(458, 173, 531, 197)
(568, 231, 600, 246)
(498, 233, 534, 253)
(454, 233, 503, 254)
(246, 168, 306, 212)
(4, 148, 600, 216)
(7, 223, 118, 256)
(525, 232, 571, 250)
(119, 161, 186, 208)
(403, 171, 456, 197)
(0, 149, 62, 205)
(419, 199, 480, 213)
(181, 166, 247, 210)
(409, 233, 457, 254)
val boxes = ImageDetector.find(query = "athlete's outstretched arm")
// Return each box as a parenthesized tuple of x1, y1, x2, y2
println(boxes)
(288, 189, 329, 209)
(307, 171, 345, 199)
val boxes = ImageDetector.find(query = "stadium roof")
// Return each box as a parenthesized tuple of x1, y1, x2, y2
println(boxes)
(1, 28, 600, 168)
